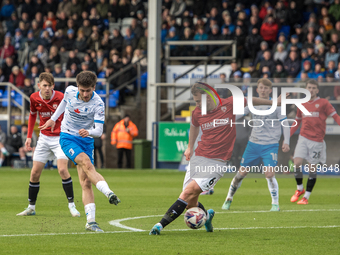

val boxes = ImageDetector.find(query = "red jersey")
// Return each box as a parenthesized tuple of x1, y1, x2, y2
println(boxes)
(191, 97, 247, 161)
(296, 97, 336, 142)
(29, 90, 64, 137)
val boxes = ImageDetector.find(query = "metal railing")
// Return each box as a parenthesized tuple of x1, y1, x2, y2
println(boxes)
(0, 82, 30, 135)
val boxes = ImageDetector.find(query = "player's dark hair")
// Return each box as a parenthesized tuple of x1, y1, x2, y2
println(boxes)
(257, 78, 272, 88)
(39, 72, 54, 85)
(306, 79, 319, 89)
(191, 82, 213, 96)
(76, 71, 97, 88)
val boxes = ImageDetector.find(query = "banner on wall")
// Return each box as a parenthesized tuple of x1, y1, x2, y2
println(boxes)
(158, 122, 190, 162)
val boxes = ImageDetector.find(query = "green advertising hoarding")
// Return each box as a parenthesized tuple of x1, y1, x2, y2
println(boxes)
(158, 122, 190, 162)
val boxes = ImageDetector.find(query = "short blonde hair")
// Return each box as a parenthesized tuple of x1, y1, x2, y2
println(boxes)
(257, 78, 272, 88)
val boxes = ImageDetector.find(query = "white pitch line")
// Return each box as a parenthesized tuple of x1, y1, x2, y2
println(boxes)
(1, 225, 339, 238)
(2, 209, 340, 238)
(109, 208, 340, 231)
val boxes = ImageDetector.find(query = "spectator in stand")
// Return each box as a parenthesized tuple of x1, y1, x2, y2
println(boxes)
(111, 28, 124, 53)
(61, 29, 75, 52)
(313, 63, 326, 79)
(314, 43, 326, 67)
(259, 50, 276, 74)
(74, 30, 88, 53)
(245, 27, 263, 62)
(123, 27, 137, 50)
(169, 0, 186, 18)
(325, 44, 340, 67)
(284, 51, 301, 77)
(273, 61, 288, 79)
(130, 18, 144, 41)
(57, 0, 72, 18)
(208, 25, 222, 52)
(234, 26, 246, 67)
(70, 63, 80, 77)
(193, 26, 208, 56)
(96, 0, 109, 18)
(229, 61, 243, 79)
(221, 15, 235, 35)
(83, 54, 97, 73)
(27, 56, 44, 76)
(303, 13, 318, 34)
(23, 78, 35, 97)
(329, 0, 340, 20)
(326, 60, 337, 76)
(3, 57, 14, 82)
(328, 32, 340, 49)
(301, 49, 315, 71)
(273, 33, 288, 53)
(27, 66, 40, 86)
(0, 35, 15, 62)
(297, 61, 314, 79)
(46, 46, 61, 67)
(12, 29, 24, 52)
(94, 50, 108, 74)
(275, 0, 287, 25)
(79, 19, 92, 38)
(287, 34, 303, 52)
(303, 32, 316, 49)
(273, 43, 288, 63)
(323, 17, 334, 31)
(254, 41, 269, 66)
(9, 66, 25, 88)
(259, 1, 271, 20)
(248, 15, 261, 35)
(33, 45, 48, 67)
(66, 51, 81, 70)
(137, 29, 148, 54)
(0, 125, 22, 167)
(53, 64, 65, 92)
(6, 13, 19, 36)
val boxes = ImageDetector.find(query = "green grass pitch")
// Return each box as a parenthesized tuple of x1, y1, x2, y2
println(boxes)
(1, 168, 340, 255)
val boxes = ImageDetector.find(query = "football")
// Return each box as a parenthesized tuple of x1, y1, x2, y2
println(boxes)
(184, 207, 207, 229)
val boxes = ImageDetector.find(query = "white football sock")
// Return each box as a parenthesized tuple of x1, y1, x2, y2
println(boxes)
(1, 147, 7, 154)
(28, 204, 35, 210)
(96, 181, 113, 197)
(297, 184, 304, 191)
(266, 177, 279, 205)
(226, 172, 244, 201)
(68, 202, 75, 209)
(84, 203, 96, 223)
(304, 191, 311, 199)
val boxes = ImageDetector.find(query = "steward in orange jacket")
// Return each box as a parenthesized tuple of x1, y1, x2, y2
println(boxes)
(111, 115, 138, 168)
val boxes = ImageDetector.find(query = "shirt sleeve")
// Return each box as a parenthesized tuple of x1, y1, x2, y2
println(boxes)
(94, 103, 105, 124)
(30, 95, 37, 115)
(191, 109, 199, 127)
(325, 100, 336, 117)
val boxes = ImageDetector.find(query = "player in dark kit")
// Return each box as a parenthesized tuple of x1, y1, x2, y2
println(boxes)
(150, 81, 279, 235)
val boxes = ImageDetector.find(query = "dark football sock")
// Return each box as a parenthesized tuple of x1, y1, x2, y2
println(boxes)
(28, 182, 40, 205)
(294, 166, 303, 185)
(159, 198, 188, 228)
(306, 172, 317, 192)
(62, 177, 74, 203)
(197, 201, 207, 215)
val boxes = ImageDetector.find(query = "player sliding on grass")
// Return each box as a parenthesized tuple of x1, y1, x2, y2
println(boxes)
(290, 79, 340, 204)
(17, 73, 80, 217)
(222, 78, 290, 212)
(149, 81, 280, 235)
(40, 71, 121, 232)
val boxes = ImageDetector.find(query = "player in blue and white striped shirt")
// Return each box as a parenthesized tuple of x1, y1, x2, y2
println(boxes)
(40, 71, 121, 232)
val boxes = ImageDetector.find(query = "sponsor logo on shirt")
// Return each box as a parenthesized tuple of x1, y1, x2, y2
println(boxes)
(53, 103, 58, 109)
(40, 112, 53, 117)
(74, 109, 80, 113)
(221, 106, 227, 112)
(303, 112, 319, 117)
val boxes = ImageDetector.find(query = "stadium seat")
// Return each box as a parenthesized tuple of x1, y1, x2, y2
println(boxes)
(122, 17, 134, 26)
(141, 72, 147, 89)
(277, 25, 290, 39)
(14, 93, 23, 106)
(96, 90, 106, 98)
(109, 90, 119, 108)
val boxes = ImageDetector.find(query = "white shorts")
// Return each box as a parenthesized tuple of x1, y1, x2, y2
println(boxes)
(33, 134, 68, 164)
(294, 135, 326, 164)
(183, 155, 226, 192)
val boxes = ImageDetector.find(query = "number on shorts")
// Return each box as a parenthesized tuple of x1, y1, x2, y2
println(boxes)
(209, 177, 216, 186)
(270, 153, 278, 161)
(312, 151, 321, 159)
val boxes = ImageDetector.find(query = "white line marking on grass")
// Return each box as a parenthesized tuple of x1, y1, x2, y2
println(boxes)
(2, 209, 340, 237)
(108, 208, 340, 231)
(2, 225, 339, 238)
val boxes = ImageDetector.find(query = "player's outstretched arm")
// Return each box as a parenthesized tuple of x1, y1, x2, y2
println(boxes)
(185, 125, 199, 161)
(332, 113, 340, 126)
(39, 119, 56, 132)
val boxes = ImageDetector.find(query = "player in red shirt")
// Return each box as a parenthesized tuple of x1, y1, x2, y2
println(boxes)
(17, 73, 80, 217)
(290, 79, 340, 204)
(150, 81, 277, 235)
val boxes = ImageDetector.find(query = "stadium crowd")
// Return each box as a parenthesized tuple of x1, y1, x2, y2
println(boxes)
(0, 0, 340, 102)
